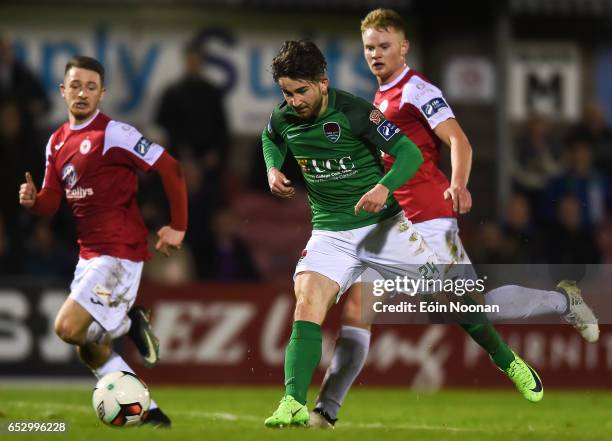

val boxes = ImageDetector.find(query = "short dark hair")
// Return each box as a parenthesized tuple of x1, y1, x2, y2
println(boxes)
(271, 40, 327, 82)
(64, 56, 105, 85)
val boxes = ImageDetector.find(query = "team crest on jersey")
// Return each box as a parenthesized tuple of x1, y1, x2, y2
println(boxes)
(369, 109, 384, 125)
(421, 97, 448, 118)
(377, 120, 400, 141)
(79, 138, 92, 155)
(134, 136, 153, 157)
(323, 122, 341, 143)
(61, 163, 78, 189)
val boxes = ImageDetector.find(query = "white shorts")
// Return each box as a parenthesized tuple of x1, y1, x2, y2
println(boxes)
(68, 255, 143, 336)
(294, 212, 440, 298)
(353, 217, 472, 283)
(413, 218, 471, 264)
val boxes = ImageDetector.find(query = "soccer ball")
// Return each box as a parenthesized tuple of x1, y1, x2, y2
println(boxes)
(92, 371, 151, 427)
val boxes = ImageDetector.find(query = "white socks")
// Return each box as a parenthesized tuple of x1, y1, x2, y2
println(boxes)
(315, 325, 371, 421)
(485, 285, 568, 321)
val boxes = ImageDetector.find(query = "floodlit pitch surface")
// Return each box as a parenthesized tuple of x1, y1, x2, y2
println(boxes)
(1, 386, 611, 440)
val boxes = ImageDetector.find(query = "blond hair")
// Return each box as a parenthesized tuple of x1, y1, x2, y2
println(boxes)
(360, 8, 407, 36)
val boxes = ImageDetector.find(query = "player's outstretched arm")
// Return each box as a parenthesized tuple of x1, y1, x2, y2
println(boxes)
(19, 171, 61, 216)
(434, 119, 473, 214)
(152, 152, 188, 257)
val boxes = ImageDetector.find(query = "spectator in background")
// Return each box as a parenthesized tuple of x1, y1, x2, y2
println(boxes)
(22, 219, 75, 279)
(511, 115, 562, 220)
(155, 41, 229, 183)
(0, 100, 44, 225)
(596, 217, 612, 264)
(544, 195, 600, 263)
(544, 140, 612, 229)
(142, 234, 196, 285)
(501, 192, 542, 262)
(568, 102, 612, 175)
(0, 214, 20, 275)
(198, 206, 259, 281)
(0, 35, 50, 132)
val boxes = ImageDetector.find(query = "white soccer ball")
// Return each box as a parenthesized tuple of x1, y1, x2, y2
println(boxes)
(92, 371, 151, 427)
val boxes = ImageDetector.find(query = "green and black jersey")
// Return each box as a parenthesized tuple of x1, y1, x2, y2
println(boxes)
(262, 88, 423, 231)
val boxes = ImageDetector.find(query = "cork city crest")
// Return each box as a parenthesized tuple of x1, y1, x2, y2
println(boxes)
(323, 122, 341, 143)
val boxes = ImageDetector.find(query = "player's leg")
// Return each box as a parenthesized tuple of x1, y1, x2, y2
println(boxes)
(415, 218, 543, 401)
(311, 282, 371, 428)
(63, 256, 170, 426)
(265, 229, 364, 428)
(265, 271, 339, 428)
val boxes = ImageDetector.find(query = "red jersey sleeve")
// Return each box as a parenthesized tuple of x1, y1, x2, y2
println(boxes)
(42, 135, 62, 192)
(102, 120, 165, 171)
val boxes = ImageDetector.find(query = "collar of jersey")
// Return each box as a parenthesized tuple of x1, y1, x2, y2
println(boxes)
(69, 109, 100, 130)
(378, 66, 410, 92)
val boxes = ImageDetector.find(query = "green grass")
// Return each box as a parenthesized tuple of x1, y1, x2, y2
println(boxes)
(1, 386, 611, 440)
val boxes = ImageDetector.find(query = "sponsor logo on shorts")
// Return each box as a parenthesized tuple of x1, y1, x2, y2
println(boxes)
(369, 109, 384, 125)
(323, 122, 341, 143)
(421, 97, 448, 118)
(377, 120, 400, 141)
(134, 136, 153, 157)
(90, 297, 103, 307)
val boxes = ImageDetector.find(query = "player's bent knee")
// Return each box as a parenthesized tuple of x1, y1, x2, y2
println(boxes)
(54, 317, 87, 345)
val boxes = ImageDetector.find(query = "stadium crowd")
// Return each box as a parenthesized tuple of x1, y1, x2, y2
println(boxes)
(0, 36, 611, 284)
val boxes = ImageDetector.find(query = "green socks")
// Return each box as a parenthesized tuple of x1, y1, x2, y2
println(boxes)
(284, 320, 322, 405)
(461, 323, 515, 370)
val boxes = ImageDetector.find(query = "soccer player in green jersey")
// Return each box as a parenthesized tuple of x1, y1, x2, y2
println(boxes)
(262, 40, 438, 428)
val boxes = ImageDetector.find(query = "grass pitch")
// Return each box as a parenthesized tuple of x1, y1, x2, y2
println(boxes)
(1, 386, 611, 441)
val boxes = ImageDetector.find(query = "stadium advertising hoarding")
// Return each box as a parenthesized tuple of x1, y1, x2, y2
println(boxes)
(1, 282, 611, 389)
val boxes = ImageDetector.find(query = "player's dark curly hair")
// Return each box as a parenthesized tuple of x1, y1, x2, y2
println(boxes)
(271, 40, 327, 82)
(64, 55, 105, 85)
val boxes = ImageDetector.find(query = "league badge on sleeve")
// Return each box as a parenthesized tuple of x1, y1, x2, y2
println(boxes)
(134, 136, 153, 157)
(421, 97, 449, 118)
(377, 120, 400, 141)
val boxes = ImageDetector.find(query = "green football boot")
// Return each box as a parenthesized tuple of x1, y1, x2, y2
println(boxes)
(264, 395, 309, 428)
(501, 351, 543, 402)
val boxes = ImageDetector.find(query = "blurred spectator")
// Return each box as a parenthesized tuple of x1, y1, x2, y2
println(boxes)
(470, 221, 513, 263)
(142, 233, 197, 285)
(543, 195, 600, 264)
(501, 192, 542, 262)
(155, 41, 229, 181)
(544, 140, 612, 228)
(0, 35, 50, 132)
(198, 206, 259, 281)
(511, 115, 562, 214)
(0, 99, 44, 225)
(596, 217, 612, 264)
(0, 214, 20, 275)
(567, 102, 612, 175)
(22, 219, 75, 279)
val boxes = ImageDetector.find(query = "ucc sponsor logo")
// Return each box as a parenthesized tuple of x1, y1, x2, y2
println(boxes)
(297, 156, 355, 174)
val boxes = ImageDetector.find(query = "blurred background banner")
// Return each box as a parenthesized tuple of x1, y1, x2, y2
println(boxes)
(2, 282, 612, 389)
(2, 20, 380, 134)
